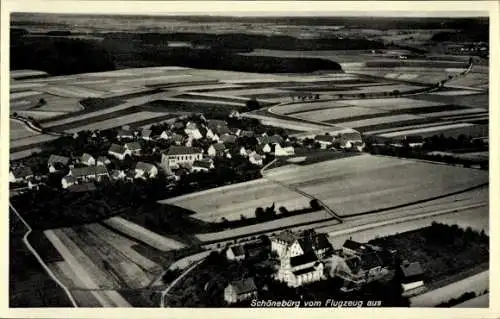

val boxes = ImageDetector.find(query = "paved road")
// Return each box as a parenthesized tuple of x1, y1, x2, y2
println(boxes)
(410, 270, 489, 307)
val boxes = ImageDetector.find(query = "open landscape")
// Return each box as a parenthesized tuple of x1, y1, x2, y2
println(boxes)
(8, 11, 490, 310)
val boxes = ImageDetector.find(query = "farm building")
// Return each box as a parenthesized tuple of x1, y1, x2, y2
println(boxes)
(226, 245, 246, 261)
(399, 261, 425, 293)
(159, 130, 171, 140)
(47, 154, 70, 172)
(207, 119, 228, 132)
(125, 142, 142, 156)
(224, 278, 258, 304)
(110, 170, 126, 181)
(141, 129, 153, 140)
(61, 175, 76, 189)
(117, 128, 135, 140)
(96, 156, 111, 166)
(191, 160, 214, 173)
(80, 153, 96, 166)
(221, 134, 237, 144)
(257, 134, 284, 146)
(338, 132, 363, 149)
(135, 162, 158, 179)
(248, 151, 263, 166)
(315, 135, 335, 149)
(207, 143, 226, 157)
(161, 146, 203, 169)
(68, 182, 97, 193)
(185, 125, 203, 140)
(273, 144, 295, 157)
(108, 144, 131, 160)
(9, 166, 34, 183)
(67, 166, 109, 182)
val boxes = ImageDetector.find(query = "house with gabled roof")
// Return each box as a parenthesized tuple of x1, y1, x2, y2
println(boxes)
(273, 144, 295, 157)
(226, 245, 246, 261)
(338, 132, 364, 150)
(172, 133, 184, 145)
(276, 250, 324, 288)
(224, 278, 258, 304)
(248, 151, 263, 166)
(315, 134, 335, 149)
(96, 156, 111, 166)
(117, 128, 135, 140)
(110, 170, 126, 181)
(191, 160, 214, 173)
(159, 130, 171, 140)
(125, 142, 142, 156)
(141, 129, 153, 141)
(67, 166, 109, 182)
(108, 143, 131, 160)
(135, 162, 158, 179)
(61, 175, 76, 189)
(80, 153, 96, 166)
(207, 143, 226, 157)
(68, 182, 97, 193)
(221, 134, 237, 144)
(399, 261, 425, 292)
(47, 154, 70, 173)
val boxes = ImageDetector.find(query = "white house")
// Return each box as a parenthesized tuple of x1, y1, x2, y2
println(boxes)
(207, 143, 226, 157)
(61, 175, 76, 189)
(226, 245, 246, 261)
(274, 145, 295, 157)
(248, 151, 263, 166)
(338, 132, 363, 149)
(161, 146, 203, 169)
(159, 130, 171, 140)
(117, 128, 135, 140)
(135, 162, 158, 179)
(67, 166, 109, 182)
(141, 129, 153, 141)
(185, 127, 203, 140)
(315, 135, 335, 149)
(110, 170, 126, 181)
(80, 153, 96, 166)
(239, 146, 248, 157)
(108, 144, 131, 160)
(125, 142, 142, 156)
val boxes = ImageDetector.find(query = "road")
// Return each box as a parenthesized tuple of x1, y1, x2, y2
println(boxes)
(160, 257, 206, 308)
(9, 203, 78, 307)
(410, 271, 489, 307)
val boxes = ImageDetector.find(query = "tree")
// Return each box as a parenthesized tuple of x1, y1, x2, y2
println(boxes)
(310, 199, 321, 210)
(255, 207, 264, 219)
(246, 98, 260, 111)
(38, 98, 47, 106)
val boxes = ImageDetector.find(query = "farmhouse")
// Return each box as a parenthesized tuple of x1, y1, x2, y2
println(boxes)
(117, 128, 135, 140)
(221, 134, 237, 144)
(185, 123, 203, 140)
(9, 166, 34, 183)
(226, 245, 246, 261)
(338, 132, 364, 149)
(315, 134, 335, 149)
(159, 130, 171, 140)
(80, 153, 96, 166)
(248, 151, 263, 166)
(135, 162, 158, 179)
(161, 146, 203, 169)
(110, 170, 126, 181)
(141, 129, 153, 141)
(108, 144, 131, 160)
(273, 144, 295, 157)
(257, 134, 284, 146)
(191, 160, 214, 173)
(61, 175, 76, 189)
(47, 154, 70, 172)
(67, 166, 109, 182)
(399, 261, 425, 293)
(224, 278, 258, 304)
(207, 143, 226, 157)
(125, 142, 142, 155)
(96, 156, 111, 166)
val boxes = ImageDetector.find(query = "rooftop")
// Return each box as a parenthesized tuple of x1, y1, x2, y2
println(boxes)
(165, 146, 202, 156)
(229, 278, 257, 295)
(48, 154, 70, 166)
(229, 245, 246, 257)
(290, 251, 318, 267)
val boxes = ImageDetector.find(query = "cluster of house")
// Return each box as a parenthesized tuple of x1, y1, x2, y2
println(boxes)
(223, 230, 425, 304)
(312, 131, 365, 151)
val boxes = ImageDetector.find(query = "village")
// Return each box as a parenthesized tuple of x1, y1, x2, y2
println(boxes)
(8, 111, 364, 196)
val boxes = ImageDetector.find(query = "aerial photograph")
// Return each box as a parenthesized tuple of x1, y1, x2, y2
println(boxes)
(8, 9, 489, 309)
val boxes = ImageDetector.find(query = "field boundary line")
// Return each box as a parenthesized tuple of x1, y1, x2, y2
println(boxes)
(9, 203, 78, 307)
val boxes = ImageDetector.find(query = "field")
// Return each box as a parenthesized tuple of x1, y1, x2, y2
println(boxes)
(290, 106, 388, 122)
(159, 178, 312, 223)
(263, 154, 488, 217)
(10, 119, 40, 141)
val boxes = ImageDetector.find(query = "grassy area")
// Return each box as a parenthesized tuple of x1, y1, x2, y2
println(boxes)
(369, 222, 489, 285)
(10, 233, 73, 307)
